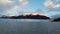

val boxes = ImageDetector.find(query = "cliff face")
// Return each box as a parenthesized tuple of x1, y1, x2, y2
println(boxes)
(0, 15, 50, 19)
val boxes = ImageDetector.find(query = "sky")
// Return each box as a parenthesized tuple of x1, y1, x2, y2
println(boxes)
(0, 0, 60, 17)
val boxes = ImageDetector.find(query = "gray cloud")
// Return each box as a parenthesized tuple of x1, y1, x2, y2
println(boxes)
(44, 0, 60, 11)
(0, 0, 28, 16)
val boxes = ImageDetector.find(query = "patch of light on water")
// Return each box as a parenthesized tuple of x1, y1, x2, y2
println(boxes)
(11, 19, 51, 23)
(0, 19, 51, 23)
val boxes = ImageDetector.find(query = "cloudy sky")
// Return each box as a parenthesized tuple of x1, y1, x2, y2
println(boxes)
(0, 0, 60, 16)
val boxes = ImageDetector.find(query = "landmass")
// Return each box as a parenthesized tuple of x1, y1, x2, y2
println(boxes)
(52, 18, 60, 22)
(0, 14, 50, 19)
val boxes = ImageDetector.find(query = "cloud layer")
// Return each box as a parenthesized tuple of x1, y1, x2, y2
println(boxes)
(19, 0, 28, 6)
(0, 0, 28, 15)
(44, 0, 60, 11)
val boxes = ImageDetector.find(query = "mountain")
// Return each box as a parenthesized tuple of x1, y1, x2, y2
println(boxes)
(51, 14, 60, 22)
(0, 14, 50, 19)
(51, 14, 60, 19)
(52, 18, 60, 22)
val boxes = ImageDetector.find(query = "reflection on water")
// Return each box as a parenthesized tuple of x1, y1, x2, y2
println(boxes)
(0, 19, 60, 34)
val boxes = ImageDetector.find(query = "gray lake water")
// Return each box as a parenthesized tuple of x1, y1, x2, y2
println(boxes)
(0, 19, 60, 34)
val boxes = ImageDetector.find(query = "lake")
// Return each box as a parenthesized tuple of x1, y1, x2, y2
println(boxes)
(0, 19, 60, 34)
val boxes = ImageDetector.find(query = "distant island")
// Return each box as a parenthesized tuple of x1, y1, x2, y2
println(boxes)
(0, 14, 50, 19)
(52, 18, 60, 22)
(51, 15, 60, 22)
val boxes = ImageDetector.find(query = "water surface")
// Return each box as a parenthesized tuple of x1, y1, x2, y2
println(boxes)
(0, 19, 60, 34)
